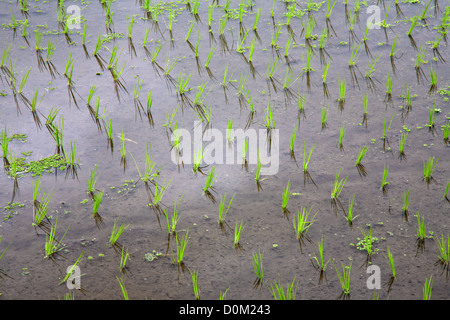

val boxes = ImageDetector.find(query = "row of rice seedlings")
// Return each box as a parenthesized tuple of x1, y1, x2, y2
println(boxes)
(109, 216, 129, 254)
(269, 277, 298, 300)
(44, 213, 69, 265)
(423, 156, 438, 186)
(310, 236, 332, 285)
(251, 249, 264, 289)
(203, 166, 217, 203)
(293, 206, 316, 253)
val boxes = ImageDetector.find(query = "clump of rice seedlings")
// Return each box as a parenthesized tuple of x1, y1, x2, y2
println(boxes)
(321, 106, 328, 130)
(16, 68, 32, 109)
(269, 277, 298, 300)
(30, 88, 44, 130)
(109, 216, 129, 254)
(32, 177, 53, 234)
(289, 125, 298, 162)
(345, 194, 358, 229)
(126, 16, 136, 57)
(218, 193, 235, 234)
(149, 176, 171, 219)
(270, 24, 282, 50)
(427, 100, 437, 134)
(265, 57, 280, 94)
(380, 165, 390, 195)
(204, 46, 216, 77)
(87, 164, 100, 200)
(384, 69, 393, 107)
(251, 249, 264, 289)
(44, 213, 69, 265)
(414, 44, 428, 85)
(423, 156, 438, 186)
(365, 54, 381, 91)
(431, 32, 446, 63)
(116, 276, 129, 300)
(104, 115, 114, 152)
(92, 190, 104, 229)
(190, 269, 200, 300)
(403, 84, 413, 112)
(93, 33, 105, 69)
(119, 131, 127, 172)
(264, 100, 276, 132)
(381, 113, 395, 150)
(0, 235, 11, 280)
(192, 144, 207, 175)
(427, 64, 437, 96)
(119, 247, 130, 274)
(333, 259, 352, 300)
(293, 206, 316, 253)
(304, 15, 316, 47)
(337, 78, 346, 110)
(347, 11, 359, 45)
(443, 122, 450, 146)
(406, 15, 419, 50)
(281, 179, 291, 220)
(234, 220, 245, 252)
(111, 61, 128, 102)
(64, 140, 80, 179)
(325, 0, 337, 36)
(219, 288, 229, 300)
(59, 252, 86, 295)
(348, 43, 361, 87)
(193, 83, 211, 110)
(389, 35, 399, 73)
(255, 153, 264, 192)
(383, 246, 396, 292)
(203, 166, 217, 203)
(318, 27, 330, 66)
(415, 212, 428, 255)
(362, 22, 372, 58)
(434, 235, 450, 279)
(145, 90, 154, 127)
(133, 77, 144, 120)
(361, 90, 369, 127)
(1, 127, 10, 168)
(355, 145, 368, 178)
(337, 123, 345, 151)
(303, 142, 317, 187)
(176, 71, 192, 106)
(359, 224, 378, 266)
(297, 90, 306, 122)
(174, 229, 189, 276)
(443, 181, 450, 202)
(310, 236, 332, 285)
(398, 131, 408, 161)
(7, 153, 21, 202)
(423, 275, 433, 300)
(86, 85, 97, 111)
(330, 168, 348, 214)
(402, 189, 410, 221)
(0, 44, 12, 76)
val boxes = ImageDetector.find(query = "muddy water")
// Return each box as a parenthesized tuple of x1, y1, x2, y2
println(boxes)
(0, 0, 449, 300)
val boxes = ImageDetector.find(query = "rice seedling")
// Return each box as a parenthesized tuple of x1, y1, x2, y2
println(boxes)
(282, 67, 300, 103)
(403, 84, 413, 111)
(380, 165, 390, 195)
(265, 57, 280, 94)
(427, 101, 437, 133)
(217, 192, 234, 235)
(270, 25, 282, 49)
(415, 44, 428, 84)
(252, 7, 261, 31)
(443, 122, 450, 145)
(64, 140, 80, 179)
(109, 216, 129, 254)
(321, 106, 328, 130)
(237, 73, 250, 109)
(361, 90, 369, 126)
(104, 115, 114, 152)
(297, 89, 306, 120)
(91, 190, 104, 229)
(344, 194, 358, 229)
(264, 100, 276, 131)
(431, 32, 445, 63)
(407, 15, 419, 50)
(281, 179, 291, 220)
(384, 68, 393, 107)
(337, 123, 345, 151)
(310, 236, 332, 285)
(444, 181, 450, 202)
(251, 249, 264, 289)
(176, 71, 192, 102)
(174, 229, 189, 276)
(0, 235, 11, 280)
(44, 213, 69, 265)
(232, 219, 245, 253)
(415, 212, 427, 255)
(318, 27, 330, 64)
(119, 247, 130, 274)
(304, 15, 316, 45)
(423, 275, 433, 300)
(30, 88, 44, 129)
(87, 164, 100, 200)
(59, 252, 85, 294)
(248, 37, 256, 64)
(203, 166, 217, 203)
(192, 144, 206, 175)
(32, 177, 53, 234)
(219, 288, 229, 300)
(330, 168, 348, 214)
(303, 142, 317, 187)
(398, 131, 408, 161)
(289, 125, 297, 162)
(365, 54, 381, 91)
(204, 46, 216, 70)
(333, 259, 352, 300)
(254, 153, 264, 192)
(149, 176, 171, 218)
(116, 276, 129, 300)
(381, 113, 395, 150)
(188, 269, 200, 300)
(1, 127, 10, 168)
(423, 156, 438, 186)
(325, 0, 337, 36)
(402, 188, 410, 222)
(383, 245, 396, 292)
(434, 235, 450, 279)
(16, 67, 32, 108)
(7, 153, 21, 202)
(359, 224, 379, 266)
(428, 64, 437, 96)
(133, 77, 145, 120)
(355, 145, 368, 178)
(348, 42, 361, 68)
(293, 206, 316, 252)
(337, 78, 346, 110)
(269, 277, 298, 300)
(302, 47, 316, 76)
